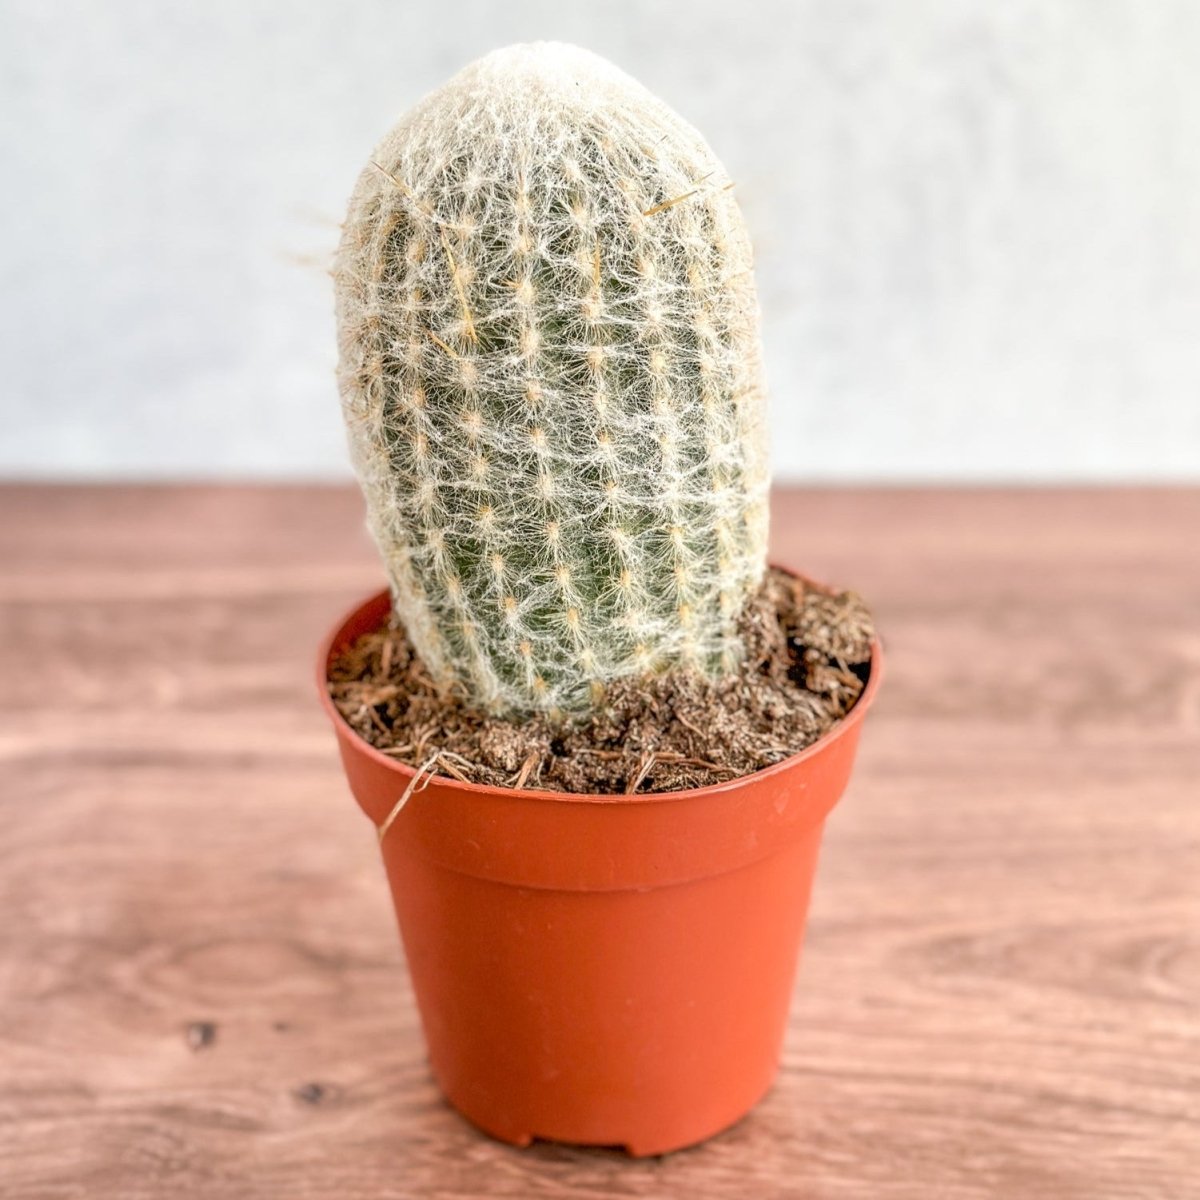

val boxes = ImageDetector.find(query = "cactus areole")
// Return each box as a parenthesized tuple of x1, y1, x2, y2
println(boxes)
(335, 43, 769, 717)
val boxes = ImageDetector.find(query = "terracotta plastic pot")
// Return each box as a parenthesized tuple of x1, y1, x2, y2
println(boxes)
(317, 575, 882, 1156)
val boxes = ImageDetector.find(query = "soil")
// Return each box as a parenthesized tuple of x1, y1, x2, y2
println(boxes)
(327, 568, 876, 794)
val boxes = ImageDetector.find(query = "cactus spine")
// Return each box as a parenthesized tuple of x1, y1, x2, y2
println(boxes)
(335, 43, 769, 716)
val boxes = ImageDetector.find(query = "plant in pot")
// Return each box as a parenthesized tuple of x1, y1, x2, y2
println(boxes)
(318, 42, 882, 1157)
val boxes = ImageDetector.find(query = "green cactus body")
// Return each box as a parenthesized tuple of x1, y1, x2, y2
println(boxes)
(335, 43, 769, 716)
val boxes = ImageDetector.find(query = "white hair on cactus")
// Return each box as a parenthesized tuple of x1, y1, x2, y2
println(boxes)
(335, 42, 769, 716)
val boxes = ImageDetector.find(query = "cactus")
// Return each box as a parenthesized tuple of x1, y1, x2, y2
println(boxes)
(335, 43, 769, 716)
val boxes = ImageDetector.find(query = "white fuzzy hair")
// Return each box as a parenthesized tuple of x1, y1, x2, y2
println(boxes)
(335, 43, 769, 716)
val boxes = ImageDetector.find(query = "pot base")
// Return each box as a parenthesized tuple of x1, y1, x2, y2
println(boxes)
(447, 1073, 775, 1157)
(382, 827, 825, 1160)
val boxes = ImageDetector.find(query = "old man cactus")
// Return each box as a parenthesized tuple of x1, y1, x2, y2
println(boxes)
(335, 43, 769, 715)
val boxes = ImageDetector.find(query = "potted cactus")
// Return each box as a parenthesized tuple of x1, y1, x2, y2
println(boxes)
(318, 43, 882, 1156)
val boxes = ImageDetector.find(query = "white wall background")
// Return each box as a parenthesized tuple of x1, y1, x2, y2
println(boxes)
(3, 0, 1198, 481)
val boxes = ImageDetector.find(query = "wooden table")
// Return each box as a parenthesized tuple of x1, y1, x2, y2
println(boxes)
(1, 485, 1197, 1199)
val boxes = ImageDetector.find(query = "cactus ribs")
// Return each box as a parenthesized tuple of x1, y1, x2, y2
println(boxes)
(335, 44, 768, 717)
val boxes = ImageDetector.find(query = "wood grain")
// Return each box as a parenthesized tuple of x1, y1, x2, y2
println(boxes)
(0, 485, 1197, 1199)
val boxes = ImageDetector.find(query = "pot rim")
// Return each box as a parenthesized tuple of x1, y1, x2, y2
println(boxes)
(316, 564, 883, 807)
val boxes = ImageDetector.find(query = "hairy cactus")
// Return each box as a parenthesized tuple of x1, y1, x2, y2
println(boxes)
(335, 43, 769, 716)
